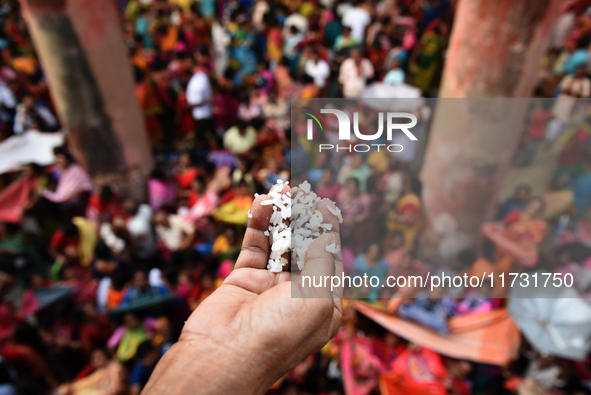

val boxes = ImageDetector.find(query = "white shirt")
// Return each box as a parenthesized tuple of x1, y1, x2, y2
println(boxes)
(97, 276, 111, 311)
(13, 103, 57, 134)
(149, 268, 165, 287)
(127, 204, 157, 259)
(305, 59, 331, 88)
(283, 13, 308, 37)
(338, 57, 374, 98)
(0, 83, 15, 109)
(155, 214, 195, 251)
(186, 71, 213, 120)
(342, 7, 371, 42)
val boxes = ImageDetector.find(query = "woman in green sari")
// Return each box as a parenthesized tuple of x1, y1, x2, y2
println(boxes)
(408, 20, 447, 95)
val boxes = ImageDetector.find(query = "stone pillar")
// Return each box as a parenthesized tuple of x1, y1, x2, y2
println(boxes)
(19, 0, 153, 201)
(418, 0, 562, 264)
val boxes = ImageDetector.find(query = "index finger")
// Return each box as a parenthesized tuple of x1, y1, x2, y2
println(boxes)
(235, 184, 290, 270)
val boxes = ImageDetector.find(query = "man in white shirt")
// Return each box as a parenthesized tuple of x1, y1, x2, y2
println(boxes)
(338, 49, 374, 98)
(341, 0, 371, 42)
(186, 62, 214, 143)
(154, 210, 195, 251)
(126, 203, 157, 260)
(283, 12, 308, 38)
(304, 48, 331, 88)
(13, 95, 57, 134)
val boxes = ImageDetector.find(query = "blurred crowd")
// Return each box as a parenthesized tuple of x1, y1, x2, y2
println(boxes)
(0, 0, 591, 394)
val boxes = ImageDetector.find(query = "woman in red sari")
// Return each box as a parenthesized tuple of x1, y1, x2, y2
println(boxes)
(0, 163, 46, 224)
(175, 152, 200, 191)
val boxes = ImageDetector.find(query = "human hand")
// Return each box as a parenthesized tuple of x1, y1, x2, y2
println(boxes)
(142, 185, 343, 395)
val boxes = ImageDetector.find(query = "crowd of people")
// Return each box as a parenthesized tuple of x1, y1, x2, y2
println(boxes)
(1, 0, 591, 394)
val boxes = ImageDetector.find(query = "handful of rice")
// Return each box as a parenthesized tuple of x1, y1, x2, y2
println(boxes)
(249, 180, 342, 272)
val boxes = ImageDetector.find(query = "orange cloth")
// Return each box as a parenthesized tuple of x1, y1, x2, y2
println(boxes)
(160, 26, 179, 52)
(107, 289, 126, 310)
(380, 348, 449, 395)
(354, 302, 520, 366)
(380, 371, 447, 395)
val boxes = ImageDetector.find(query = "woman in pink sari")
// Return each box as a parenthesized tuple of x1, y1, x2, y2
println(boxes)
(42, 149, 94, 218)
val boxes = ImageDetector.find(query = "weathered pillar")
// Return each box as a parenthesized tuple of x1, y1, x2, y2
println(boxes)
(418, 0, 562, 264)
(19, 0, 152, 202)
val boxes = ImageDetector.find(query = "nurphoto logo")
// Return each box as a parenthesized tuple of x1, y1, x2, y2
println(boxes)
(303, 107, 418, 153)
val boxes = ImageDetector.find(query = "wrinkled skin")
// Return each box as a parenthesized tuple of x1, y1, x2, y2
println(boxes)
(143, 184, 343, 395)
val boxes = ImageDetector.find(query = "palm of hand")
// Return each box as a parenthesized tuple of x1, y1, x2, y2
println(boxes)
(180, 188, 343, 388)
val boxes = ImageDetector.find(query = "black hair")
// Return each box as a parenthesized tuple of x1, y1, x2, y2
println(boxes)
(193, 174, 206, 187)
(236, 119, 249, 130)
(409, 176, 422, 196)
(111, 271, 128, 291)
(94, 241, 114, 261)
(3, 223, 20, 236)
(91, 347, 111, 359)
(150, 57, 168, 72)
(223, 225, 237, 234)
(135, 340, 156, 360)
(366, 176, 378, 194)
(364, 242, 380, 253)
(150, 166, 166, 180)
(133, 64, 145, 84)
(12, 323, 45, 354)
(203, 161, 216, 176)
(346, 177, 360, 188)
(62, 221, 79, 238)
(300, 74, 314, 85)
(134, 266, 151, 277)
(237, 178, 249, 188)
(184, 249, 203, 266)
(251, 117, 265, 130)
(0, 358, 13, 385)
(53, 147, 74, 165)
(100, 185, 115, 201)
(164, 266, 180, 287)
(0, 254, 16, 276)
(25, 163, 43, 175)
(578, 34, 591, 50)
(200, 270, 216, 280)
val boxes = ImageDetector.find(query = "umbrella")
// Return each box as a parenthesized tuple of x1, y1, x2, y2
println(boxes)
(34, 286, 72, 310)
(107, 292, 173, 319)
(508, 278, 591, 360)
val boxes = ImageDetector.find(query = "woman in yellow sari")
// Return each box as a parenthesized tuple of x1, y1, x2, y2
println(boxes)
(55, 348, 128, 395)
(385, 175, 423, 251)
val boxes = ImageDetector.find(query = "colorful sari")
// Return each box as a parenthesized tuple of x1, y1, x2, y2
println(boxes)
(213, 195, 253, 225)
(42, 164, 94, 203)
(386, 194, 423, 251)
(56, 361, 124, 395)
(334, 329, 398, 395)
(483, 210, 547, 270)
(115, 326, 148, 362)
(0, 175, 38, 223)
(408, 29, 445, 93)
